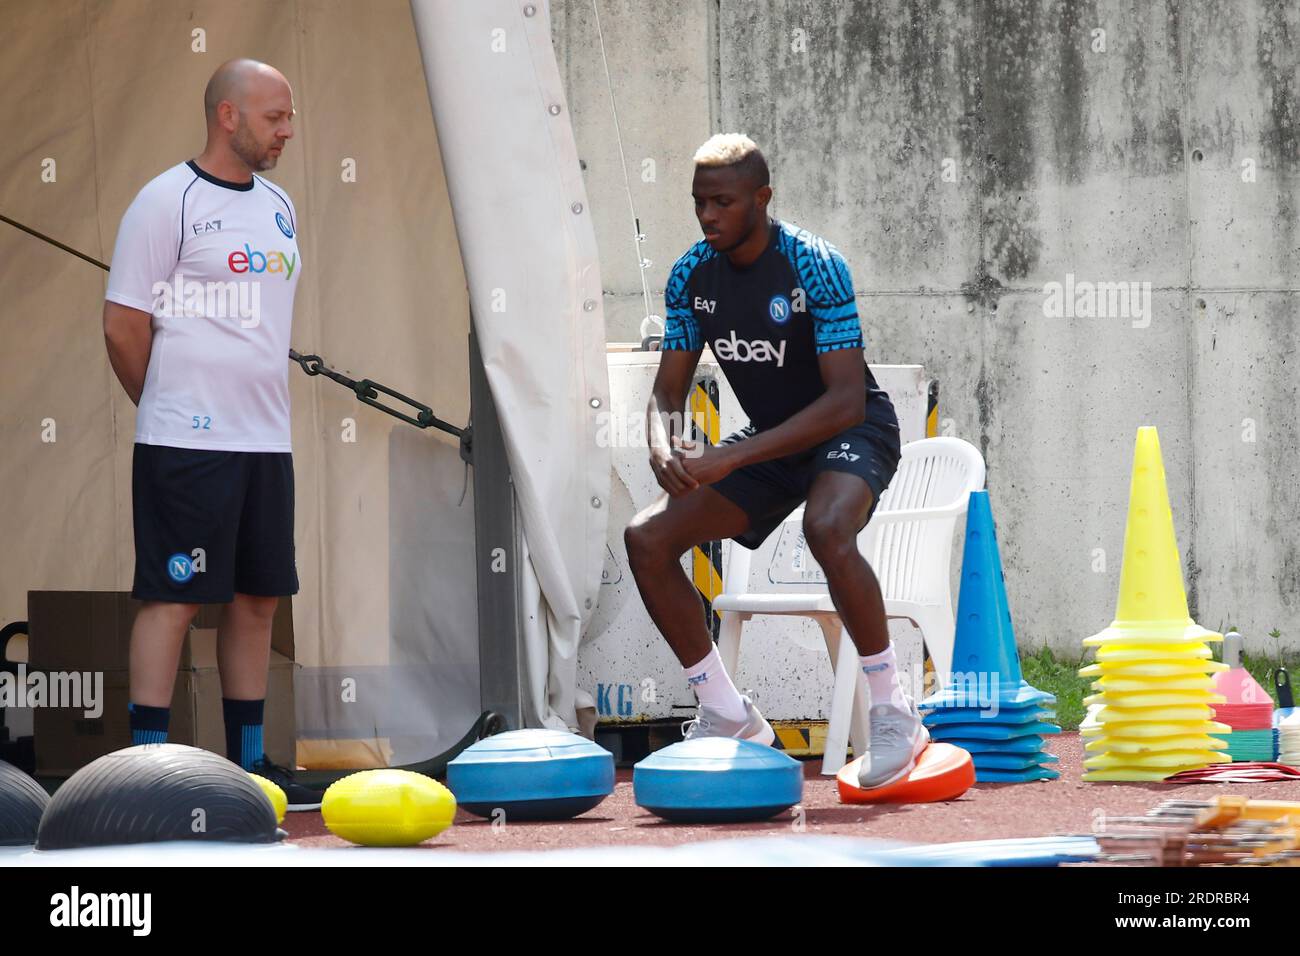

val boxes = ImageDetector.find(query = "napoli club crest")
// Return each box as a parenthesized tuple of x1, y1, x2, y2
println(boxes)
(768, 294, 792, 324)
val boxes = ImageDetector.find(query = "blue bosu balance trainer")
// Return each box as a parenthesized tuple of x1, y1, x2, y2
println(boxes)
(446, 728, 615, 820)
(633, 738, 803, 823)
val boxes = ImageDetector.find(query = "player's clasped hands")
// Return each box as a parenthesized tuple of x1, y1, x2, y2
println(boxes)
(650, 436, 738, 496)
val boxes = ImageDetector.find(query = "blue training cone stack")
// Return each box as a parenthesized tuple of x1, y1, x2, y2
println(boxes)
(919, 490, 1060, 782)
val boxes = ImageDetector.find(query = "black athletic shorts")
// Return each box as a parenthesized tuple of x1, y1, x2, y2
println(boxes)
(131, 442, 299, 603)
(709, 416, 902, 551)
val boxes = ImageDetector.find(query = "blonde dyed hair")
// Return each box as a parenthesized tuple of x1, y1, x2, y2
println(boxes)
(693, 133, 769, 187)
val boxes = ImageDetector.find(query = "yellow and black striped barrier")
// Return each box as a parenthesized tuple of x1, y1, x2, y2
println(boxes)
(770, 721, 828, 757)
(926, 378, 939, 438)
(923, 378, 940, 677)
(689, 376, 723, 640)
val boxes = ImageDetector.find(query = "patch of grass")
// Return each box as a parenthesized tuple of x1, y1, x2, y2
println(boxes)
(1020, 645, 1091, 731)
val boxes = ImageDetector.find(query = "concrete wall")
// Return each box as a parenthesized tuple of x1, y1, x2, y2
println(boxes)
(554, 0, 1300, 656)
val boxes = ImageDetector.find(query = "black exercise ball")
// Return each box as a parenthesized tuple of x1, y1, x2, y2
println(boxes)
(0, 759, 49, 846)
(36, 744, 281, 850)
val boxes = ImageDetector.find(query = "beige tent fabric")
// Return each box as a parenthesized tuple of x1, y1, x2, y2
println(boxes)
(411, 0, 611, 734)
(0, 1, 479, 764)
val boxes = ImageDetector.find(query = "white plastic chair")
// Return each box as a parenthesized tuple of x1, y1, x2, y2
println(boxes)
(712, 437, 987, 774)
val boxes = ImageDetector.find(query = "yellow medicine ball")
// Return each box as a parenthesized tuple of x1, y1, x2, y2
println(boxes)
(322, 769, 457, 847)
(249, 773, 287, 823)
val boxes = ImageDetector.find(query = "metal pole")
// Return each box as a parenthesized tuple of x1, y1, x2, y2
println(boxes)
(468, 326, 526, 729)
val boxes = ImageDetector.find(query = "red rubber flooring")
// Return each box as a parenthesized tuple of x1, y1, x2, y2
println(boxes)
(281, 732, 1300, 853)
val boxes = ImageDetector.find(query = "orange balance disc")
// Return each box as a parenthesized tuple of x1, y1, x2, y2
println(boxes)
(837, 744, 975, 804)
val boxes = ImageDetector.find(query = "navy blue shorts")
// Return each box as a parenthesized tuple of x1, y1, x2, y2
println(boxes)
(709, 417, 902, 551)
(131, 442, 299, 603)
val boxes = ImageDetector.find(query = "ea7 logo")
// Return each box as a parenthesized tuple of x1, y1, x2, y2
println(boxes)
(826, 442, 860, 462)
(693, 297, 716, 313)
(712, 330, 787, 366)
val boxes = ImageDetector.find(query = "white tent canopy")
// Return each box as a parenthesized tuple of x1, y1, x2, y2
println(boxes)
(411, 0, 610, 736)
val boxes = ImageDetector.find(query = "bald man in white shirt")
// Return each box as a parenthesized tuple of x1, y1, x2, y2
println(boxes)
(103, 58, 318, 809)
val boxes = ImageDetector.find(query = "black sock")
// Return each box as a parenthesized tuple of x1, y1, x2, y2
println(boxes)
(222, 697, 265, 771)
(128, 702, 170, 746)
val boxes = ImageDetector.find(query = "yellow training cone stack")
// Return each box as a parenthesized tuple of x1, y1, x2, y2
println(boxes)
(1079, 427, 1230, 782)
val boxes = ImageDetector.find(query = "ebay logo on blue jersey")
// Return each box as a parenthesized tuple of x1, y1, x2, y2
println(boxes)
(227, 244, 297, 279)
(713, 330, 787, 367)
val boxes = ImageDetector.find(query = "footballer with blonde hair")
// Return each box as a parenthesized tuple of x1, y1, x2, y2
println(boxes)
(624, 133, 925, 790)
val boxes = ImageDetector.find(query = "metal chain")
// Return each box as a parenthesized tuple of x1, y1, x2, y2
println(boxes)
(288, 350, 471, 459)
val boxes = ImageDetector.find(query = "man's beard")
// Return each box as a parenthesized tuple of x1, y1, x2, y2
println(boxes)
(231, 116, 275, 171)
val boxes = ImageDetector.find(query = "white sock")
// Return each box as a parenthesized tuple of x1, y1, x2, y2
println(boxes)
(860, 644, 910, 710)
(683, 645, 748, 722)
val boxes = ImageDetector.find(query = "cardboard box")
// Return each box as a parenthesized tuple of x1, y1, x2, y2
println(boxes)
(27, 591, 294, 672)
(26, 591, 296, 777)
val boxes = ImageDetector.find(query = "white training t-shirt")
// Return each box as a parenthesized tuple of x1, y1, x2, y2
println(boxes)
(106, 160, 302, 451)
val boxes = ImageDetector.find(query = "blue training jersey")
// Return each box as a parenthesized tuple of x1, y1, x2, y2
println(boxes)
(662, 218, 896, 434)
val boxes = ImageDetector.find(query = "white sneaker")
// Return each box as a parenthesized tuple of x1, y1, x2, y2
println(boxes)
(681, 695, 776, 746)
(856, 697, 929, 789)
